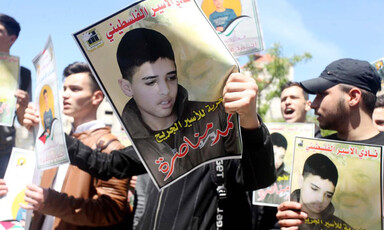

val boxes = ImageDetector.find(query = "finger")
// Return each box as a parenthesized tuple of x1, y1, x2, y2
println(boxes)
(24, 196, 39, 206)
(278, 201, 302, 211)
(19, 202, 35, 210)
(278, 219, 304, 228)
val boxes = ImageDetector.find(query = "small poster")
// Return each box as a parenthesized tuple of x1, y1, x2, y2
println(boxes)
(73, 0, 242, 189)
(252, 122, 314, 206)
(0, 54, 19, 127)
(32, 37, 69, 169)
(0, 148, 35, 222)
(291, 137, 382, 230)
(195, 0, 264, 56)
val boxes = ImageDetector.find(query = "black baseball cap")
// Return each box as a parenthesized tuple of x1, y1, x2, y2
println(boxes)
(300, 58, 381, 94)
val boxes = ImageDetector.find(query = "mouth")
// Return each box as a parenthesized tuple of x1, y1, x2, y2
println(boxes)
(284, 108, 295, 116)
(159, 99, 173, 109)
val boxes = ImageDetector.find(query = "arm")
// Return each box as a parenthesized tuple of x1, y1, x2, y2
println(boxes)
(223, 73, 276, 189)
(66, 134, 146, 180)
(276, 201, 308, 230)
(23, 140, 132, 226)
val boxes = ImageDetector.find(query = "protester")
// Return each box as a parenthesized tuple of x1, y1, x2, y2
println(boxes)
(280, 81, 311, 123)
(0, 13, 31, 178)
(21, 62, 133, 230)
(59, 27, 275, 230)
(276, 58, 383, 230)
(373, 94, 384, 132)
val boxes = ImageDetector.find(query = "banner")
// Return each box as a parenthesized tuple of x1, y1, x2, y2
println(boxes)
(0, 54, 19, 127)
(32, 37, 69, 170)
(73, 0, 242, 189)
(291, 137, 382, 230)
(196, 0, 264, 56)
(253, 122, 314, 206)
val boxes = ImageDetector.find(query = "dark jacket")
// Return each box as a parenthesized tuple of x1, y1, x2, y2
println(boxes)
(291, 189, 353, 230)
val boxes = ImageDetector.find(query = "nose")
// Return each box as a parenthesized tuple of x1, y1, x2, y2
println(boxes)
(311, 96, 319, 109)
(158, 80, 170, 95)
(62, 88, 70, 98)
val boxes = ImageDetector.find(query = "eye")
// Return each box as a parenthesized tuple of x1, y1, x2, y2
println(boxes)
(167, 74, 177, 81)
(326, 193, 333, 199)
(145, 80, 156, 86)
(310, 185, 319, 192)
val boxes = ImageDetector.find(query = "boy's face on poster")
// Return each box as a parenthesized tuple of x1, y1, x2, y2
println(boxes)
(300, 174, 335, 217)
(120, 58, 178, 129)
(213, 0, 224, 9)
(273, 145, 286, 169)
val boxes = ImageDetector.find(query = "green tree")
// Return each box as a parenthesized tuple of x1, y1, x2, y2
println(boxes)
(243, 43, 312, 118)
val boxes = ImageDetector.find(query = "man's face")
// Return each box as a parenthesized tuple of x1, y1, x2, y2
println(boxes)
(310, 85, 348, 130)
(119, 58, 178, 130)
(300, 174, 335, 218)
(372, 107, 384, 132)
(280, 86, 310, 123)
(273, 145, 286, 169)
(62, 72, 96, 120)
(0, 24, 15, 52)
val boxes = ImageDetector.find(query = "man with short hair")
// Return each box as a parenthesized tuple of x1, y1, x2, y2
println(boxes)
(276, 58, 384, 229)
(280, 81, 311, 123)
(373, 94, 384, 132)
(21, 62, 132, 230)
(0, 13, 31, 178)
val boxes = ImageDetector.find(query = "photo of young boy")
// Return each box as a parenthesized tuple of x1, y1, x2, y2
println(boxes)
(116, 28, 241, 186)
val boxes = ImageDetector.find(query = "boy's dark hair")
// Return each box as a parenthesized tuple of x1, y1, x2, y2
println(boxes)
(281, 81, 309, 100)
(116, 28, 175, 82)
(0, 14, 20, 37)
(302, 153, 338, 187)
(271, 132, 287, 150)
(63, 62, 100, 92)
(375, 94, 384, 108)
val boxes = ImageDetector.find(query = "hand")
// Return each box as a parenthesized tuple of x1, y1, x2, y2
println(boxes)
(23, 103, 40, 131)
(15, 89, 29, 110)
(20, 184, 48, 211)
(15, 89, 30, 125)
(276, 201, 308, 230)
(0, 179, 8, 197)
(223, 72, 259, 129)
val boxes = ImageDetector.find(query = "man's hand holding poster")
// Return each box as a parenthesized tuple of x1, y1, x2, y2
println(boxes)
(73, 0, 242, 189)
(291, 137, 382, 230)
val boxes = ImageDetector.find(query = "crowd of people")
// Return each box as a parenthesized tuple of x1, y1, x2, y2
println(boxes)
(0, 12, 383, 230)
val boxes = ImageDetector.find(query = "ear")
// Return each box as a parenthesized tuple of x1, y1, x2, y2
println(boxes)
(305, 100, 311, 112)
(8, 35, 17, 47)
(92, 90, 104, 106)
(118, 78, 133, 97)
(347, 87, 362, 107)
(298, 174, 304, 188)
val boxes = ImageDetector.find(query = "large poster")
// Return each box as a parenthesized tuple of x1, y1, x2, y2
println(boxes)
(73, 0, 242, 189)
(32, 37, 69, 170)
(195, 0, 264, 56)
(0, 54, 19, 127)
(252, 122, 314, 206)
(291, 137, 382, 230)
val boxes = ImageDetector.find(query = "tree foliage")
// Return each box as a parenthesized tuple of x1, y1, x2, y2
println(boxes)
(243, 43, 312, 118)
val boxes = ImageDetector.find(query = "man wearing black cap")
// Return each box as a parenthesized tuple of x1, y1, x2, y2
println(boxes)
(276, 58, 384, 229)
